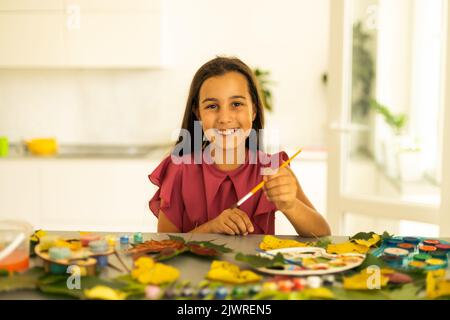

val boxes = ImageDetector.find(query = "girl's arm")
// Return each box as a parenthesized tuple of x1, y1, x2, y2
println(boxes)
(263, 166, 331, 237)
(157, 210, 181, 233)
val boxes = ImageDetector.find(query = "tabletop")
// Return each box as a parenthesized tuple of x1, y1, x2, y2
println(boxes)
(0, 232, 348, 299)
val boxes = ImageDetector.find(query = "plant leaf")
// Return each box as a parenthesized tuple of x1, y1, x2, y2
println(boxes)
(235, 252, 286, 269)
(167, 235, 186, 243)
(186, 241, 232, 254)
(0, 267, 45, 293)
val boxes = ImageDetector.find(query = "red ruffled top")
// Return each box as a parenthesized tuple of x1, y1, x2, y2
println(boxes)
(149, 150, 289, 234)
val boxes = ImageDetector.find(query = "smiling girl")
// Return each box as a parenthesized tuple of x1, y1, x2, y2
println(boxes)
(149, 56, 330, 236)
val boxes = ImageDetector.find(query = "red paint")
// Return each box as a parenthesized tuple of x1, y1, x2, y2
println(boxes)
(0, 250, 29, 273)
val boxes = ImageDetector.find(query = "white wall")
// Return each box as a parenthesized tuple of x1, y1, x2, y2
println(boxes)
(0, 0, 330, 150)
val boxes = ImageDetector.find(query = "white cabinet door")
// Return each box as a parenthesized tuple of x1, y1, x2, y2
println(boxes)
(0, 0, 63, 11)
(66, 12, 161, 67)
(0, 13, 66, 67)
(0, 0, 161, 68)
(0, 161, 40, 227)
(40, 160, 158, 232)
(66, 0, 160, 12)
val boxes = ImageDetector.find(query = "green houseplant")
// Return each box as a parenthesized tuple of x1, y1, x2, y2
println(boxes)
(253, 68, 274, 112)
(370, 100, 423, 181)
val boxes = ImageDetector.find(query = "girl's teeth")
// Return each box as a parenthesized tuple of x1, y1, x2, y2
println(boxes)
(218, 129, 237, 135)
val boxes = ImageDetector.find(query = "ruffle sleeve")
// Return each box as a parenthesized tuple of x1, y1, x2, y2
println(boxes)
(148, 156, 184, 231)
(252, 151, 290, 234)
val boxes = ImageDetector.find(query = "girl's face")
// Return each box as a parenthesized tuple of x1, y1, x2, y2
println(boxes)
(196, 71, 256, 151)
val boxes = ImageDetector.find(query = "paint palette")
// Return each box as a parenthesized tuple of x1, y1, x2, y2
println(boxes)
(372, 237, 450, 271)
(257, 247, 366, 276)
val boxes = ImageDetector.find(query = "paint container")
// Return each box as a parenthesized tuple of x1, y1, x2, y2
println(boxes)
(426, 258, 446, 268)
(435, 244, 450, 252)
(413, 254, 432, 262)
(419, 245, 437, 254)
(214, 287, 229, 299)
(89, 240, 108, 254)
(0, 220, 33, 273)
(397, 243, 416, 252)
(403, 237, 421, 245)
(381, 255, 403, 268)
(430, 250, 448, 261)
(80, 234, 101, 247)
(384, 247, 409, 257)
(385, 238, 403, 247)
(95, 255, 108, 268)
(409, 261, 426, 269)
(423, 239, 440, 246)
(133, 232, 143, 244)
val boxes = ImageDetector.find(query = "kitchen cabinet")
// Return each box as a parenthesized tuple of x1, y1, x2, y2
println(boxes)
(0, 162, 40, 226)
(0, 158, 159, 232)
(0, 12, 66, 67)
(66, 12, 161, 67)
(0, 0, 161, 68)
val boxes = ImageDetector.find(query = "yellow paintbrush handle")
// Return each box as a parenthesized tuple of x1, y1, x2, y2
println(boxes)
(234, 148, 303, 208)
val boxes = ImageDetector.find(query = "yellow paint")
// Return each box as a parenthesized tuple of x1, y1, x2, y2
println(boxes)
(206, 260, 261, 284)
(259, 235, 307, 250)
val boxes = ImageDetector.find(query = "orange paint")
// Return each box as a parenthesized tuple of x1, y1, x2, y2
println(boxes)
(0, 250, 29, 273)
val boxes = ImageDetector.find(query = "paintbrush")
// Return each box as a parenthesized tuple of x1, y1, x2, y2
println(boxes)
(232, 148, 303, 208)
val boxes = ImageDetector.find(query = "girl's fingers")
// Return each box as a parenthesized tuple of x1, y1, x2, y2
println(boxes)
(222, 223, 236, 235)
(266, 185, 293, 197)
(224, 220, 240, 235)
(234, 210, 254, 233)
(264, 176, 294, 189)
(228, 214, 247, 234)
(267, 193, 295, 203)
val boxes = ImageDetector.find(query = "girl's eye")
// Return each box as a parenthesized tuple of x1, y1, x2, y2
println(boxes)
(206, 104, 218, 110)
(232, 102, 242, 107)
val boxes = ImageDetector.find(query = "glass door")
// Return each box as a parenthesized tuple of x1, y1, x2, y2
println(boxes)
(327, 0, 450, 236)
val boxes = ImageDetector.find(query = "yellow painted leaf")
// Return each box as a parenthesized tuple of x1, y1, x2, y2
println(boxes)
(354, 234, 381, 248)
(206, 260, 262, 284)
(259, 235, 307, 250)
(302, 288, 334, 299)
(30, 230, 47, 242)
(426, 270, 450, 299)
(134, 257, 155, 269)
(131, 257, 179, 285)
(327, 241, 369, 254)
(343, 268, 389, 290)
(84, 285, 126, 300)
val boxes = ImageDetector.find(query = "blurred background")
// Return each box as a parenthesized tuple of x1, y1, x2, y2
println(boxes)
(0, 0, 449, 236)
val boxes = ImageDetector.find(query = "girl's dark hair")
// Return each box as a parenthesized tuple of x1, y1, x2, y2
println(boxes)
(174, 56, 266, 156)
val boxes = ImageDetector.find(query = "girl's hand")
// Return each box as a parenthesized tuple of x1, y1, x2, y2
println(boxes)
(263, 167, 298, 212)
(208, 208, 254, 235)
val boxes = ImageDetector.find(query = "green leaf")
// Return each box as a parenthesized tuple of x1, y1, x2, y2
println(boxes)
(381, 231, 394, 241)
(235, 252, 286, 269)
(38, 275, 126, 299)
(153, 247, 189, 261)
(356, 253, 387, 271)
(349, 231, 377, 241)
(0, 267, 45, 293)
(186, 241, 232, 254)
(309, 237, 332, 248)
(167, 235, 186, 243)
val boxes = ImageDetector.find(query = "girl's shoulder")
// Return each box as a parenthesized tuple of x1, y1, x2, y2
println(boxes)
(149, 153, 200, 184)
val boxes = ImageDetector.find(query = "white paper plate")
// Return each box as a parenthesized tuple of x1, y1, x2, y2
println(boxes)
(257, 247, 366, 276)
